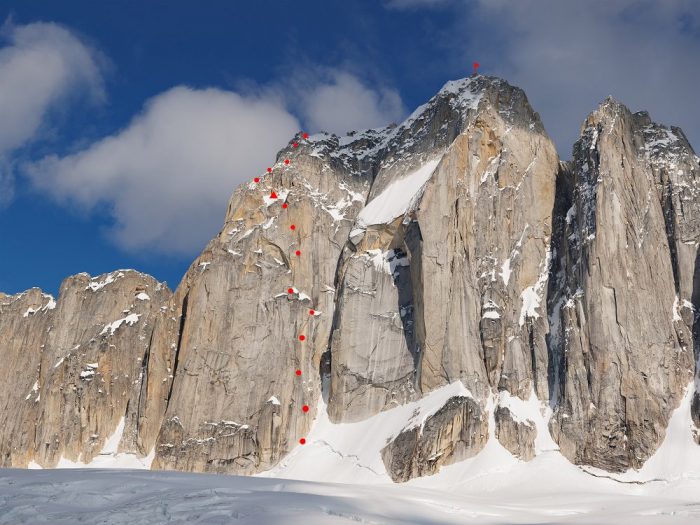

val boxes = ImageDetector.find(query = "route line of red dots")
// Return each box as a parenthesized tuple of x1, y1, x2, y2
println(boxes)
(254, 131, 311, 446)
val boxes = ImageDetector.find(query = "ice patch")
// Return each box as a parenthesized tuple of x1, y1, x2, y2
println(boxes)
(357, 158, 441, 228)
(364, 249, 409, 277)
(500, 258, 512, 286)
(518, 248, 551, 326)
(100, 313, 141, 336)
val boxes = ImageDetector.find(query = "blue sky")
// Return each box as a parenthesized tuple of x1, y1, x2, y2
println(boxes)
(1, 0, 699, 296)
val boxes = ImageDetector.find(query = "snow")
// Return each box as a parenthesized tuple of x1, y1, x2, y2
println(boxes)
(356, 158, 441, 228)
(30, 416, 155, 471)
(673, 295, 683, 322)
(22, 307, 37, 318)
(482, 310, 501, 319)
(363, 249, 409, 276)
(261, 381, 473, 484)
(263, 189, 289, 207)
(135, 292, 150, 301)
(518, 248, 551, 326)
(85, 273, 120, 292)
(268, 396, 281, 406)
(3, 467, 700, 525)
(500, 257, 512, 286)
(8, 382, 700, 523)
(24, 380, 39, 400)
(100, 314, 141, 336)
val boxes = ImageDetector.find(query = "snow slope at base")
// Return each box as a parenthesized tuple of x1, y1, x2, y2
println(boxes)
(2, 468, 700, 524)
(28, 417, 155, 470)
(13, 382, 700, 523)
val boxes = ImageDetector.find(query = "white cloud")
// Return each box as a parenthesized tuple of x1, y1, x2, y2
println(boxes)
(465, 0, 700, 154)
(25, 87, 300, 255)
(0, 21, 104, 204)
(24, 68, 405, 256)
(292, 70, 405, 135)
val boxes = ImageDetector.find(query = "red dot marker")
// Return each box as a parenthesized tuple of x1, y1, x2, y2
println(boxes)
(284, 159, 290, 165)
(299, 438, 306, 445)
(270, 191, 278, 199)
(309, 309, 315, 315)
(282, 203, 288, 209)
(290, 224, 296, 231)
(295, 250, 301, 256)
(302, 405, 309, 412)
(267, 167, 272, 173)
(299, 335, 305, 341)
(293, 143, 299, 148)
(288, 288, 294, 294)
(302, 132, 309, 139)
(473, 62, 480, 74)
(254, 177, 260, 183)
(295, 369, 302, 376)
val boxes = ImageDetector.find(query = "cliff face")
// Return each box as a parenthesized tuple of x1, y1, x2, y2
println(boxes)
(0, 271, 171, 467)
(2, 75, 699, 480)
(547, 100, 700, 471)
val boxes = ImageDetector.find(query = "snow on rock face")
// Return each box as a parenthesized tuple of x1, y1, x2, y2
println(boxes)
(356, 158, 441, 228)
(100, 313, 141, 336)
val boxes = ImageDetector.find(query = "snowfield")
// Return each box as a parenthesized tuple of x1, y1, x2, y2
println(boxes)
(1, 466, 700, 524)
(4, 383, 700, 523)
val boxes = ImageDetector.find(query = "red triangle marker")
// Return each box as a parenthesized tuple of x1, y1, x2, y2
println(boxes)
(270, 191, 278, 199)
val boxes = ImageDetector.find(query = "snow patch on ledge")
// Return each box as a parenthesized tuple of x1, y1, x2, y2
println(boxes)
(356, 158, 441, 228)
(259, 380, 473, 484)
(518, 247, 551, 326)
(100, 313, 141, 336)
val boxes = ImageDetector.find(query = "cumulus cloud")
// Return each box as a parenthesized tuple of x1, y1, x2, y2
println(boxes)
(0, 21, 104, 203)
(464, 0, 700, 155)
(24, 68, 405, 256)
(26, 87, 300, 255)
(294, 70, 405, 134)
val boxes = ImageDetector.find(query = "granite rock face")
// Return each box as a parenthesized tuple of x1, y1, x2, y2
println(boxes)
(547, 99, 699, 471)
(2, 75, 699, 481)
(494, 406, 536, 461)
(381, 395, 488, 482)
(0, 271, 171, 467)
(152, 135, 372, 473)
(329, 77, 559, 424)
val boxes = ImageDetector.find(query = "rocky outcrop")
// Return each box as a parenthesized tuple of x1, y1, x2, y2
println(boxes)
(547, 99, 698, 472)
(152, 132, 372, 474)
(0, 271, 171, 467)
(329, 77, 559, 424)
(0, 289, 54, 467)
(381, 395, 488, 482)
(494, 406, 536, 461)
(2, 75, 699, 481)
